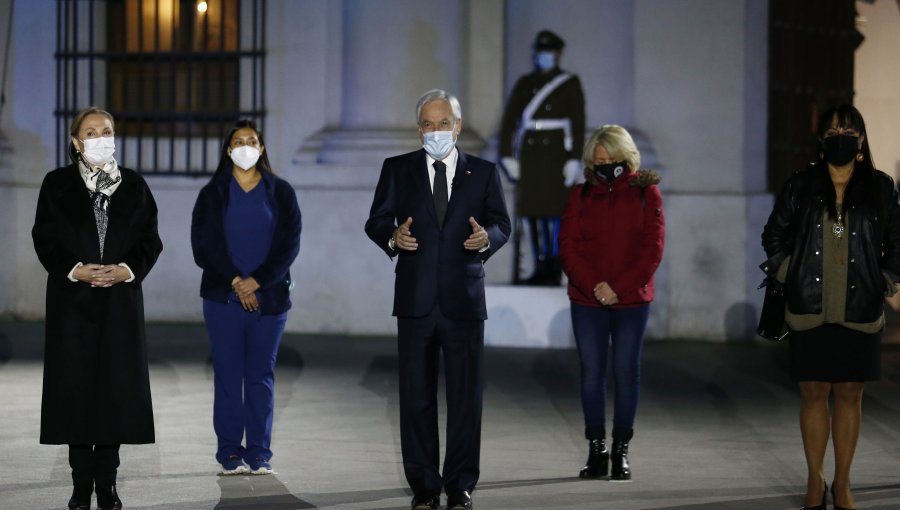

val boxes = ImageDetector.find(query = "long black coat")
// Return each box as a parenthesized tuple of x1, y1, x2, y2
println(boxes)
(32, 164, 163, 445)
(500, 68, 586, 217)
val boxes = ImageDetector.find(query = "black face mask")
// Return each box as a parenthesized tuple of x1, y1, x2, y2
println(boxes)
(594, 161, 627, 182)
(822, 134, 859, 166)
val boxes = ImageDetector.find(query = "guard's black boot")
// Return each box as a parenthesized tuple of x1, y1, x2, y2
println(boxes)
(578, 438, 609, 478)
(610, 428, 633, 481)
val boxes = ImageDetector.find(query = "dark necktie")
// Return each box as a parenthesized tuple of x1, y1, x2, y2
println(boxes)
(432, 160, 448, 228)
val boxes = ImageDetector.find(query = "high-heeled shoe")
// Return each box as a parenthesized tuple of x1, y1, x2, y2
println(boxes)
(801, 483, 827, 510)
(831, 484, 856, 510)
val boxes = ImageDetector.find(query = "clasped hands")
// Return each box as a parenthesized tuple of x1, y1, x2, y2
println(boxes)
(73, 263, 130, 288)
(392, 217, 488, 251)
(232, 276, 261, 312)
(593, 282, 619, 306)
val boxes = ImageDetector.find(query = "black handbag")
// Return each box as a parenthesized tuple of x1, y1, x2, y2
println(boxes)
(757, 276, 788, 341)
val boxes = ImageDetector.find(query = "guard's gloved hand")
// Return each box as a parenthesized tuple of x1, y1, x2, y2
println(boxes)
(501, 157, 520, 181)
(563, 159, 584, 187)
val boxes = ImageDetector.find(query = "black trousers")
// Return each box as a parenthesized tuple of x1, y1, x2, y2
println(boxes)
(397, 306, 484, 497)
(69, 444, 121, 488)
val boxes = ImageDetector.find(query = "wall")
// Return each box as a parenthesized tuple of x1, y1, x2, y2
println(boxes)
(855, 0, 900, 180)
(1, 0, 775, 344)
(634, 0, 769, 340)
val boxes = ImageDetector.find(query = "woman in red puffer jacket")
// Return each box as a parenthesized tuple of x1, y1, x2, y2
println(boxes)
(559, 124, 664, 482)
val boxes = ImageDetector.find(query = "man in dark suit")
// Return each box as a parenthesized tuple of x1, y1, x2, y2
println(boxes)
(366, 89, 511, 510)
(499, 29, 585, 286)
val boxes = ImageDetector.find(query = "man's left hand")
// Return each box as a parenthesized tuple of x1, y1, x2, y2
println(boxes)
(463, 217, 489, 251)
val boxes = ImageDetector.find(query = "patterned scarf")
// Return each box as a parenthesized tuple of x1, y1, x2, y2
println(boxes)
(78, 158, 122, 211)
(78, 158, 121, 259)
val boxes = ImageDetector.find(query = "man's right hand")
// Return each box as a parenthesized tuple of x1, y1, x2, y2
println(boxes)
(501, 157, 520, 181)
(392, 217, 418, 251)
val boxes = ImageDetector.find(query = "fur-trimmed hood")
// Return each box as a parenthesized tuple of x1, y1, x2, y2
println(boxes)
(629, 169, 661, 188)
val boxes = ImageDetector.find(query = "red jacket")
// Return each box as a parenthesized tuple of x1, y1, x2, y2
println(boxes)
(559, 171, 665, 308)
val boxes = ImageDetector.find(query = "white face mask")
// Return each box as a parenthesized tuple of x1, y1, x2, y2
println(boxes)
(422, 130, 456, 160)
(79, 136, 116, 167)
(230, 146, 261, 171)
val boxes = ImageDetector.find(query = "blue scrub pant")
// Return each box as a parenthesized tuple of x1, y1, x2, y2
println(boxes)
(571, 302, 649, 440)
(203, 299, 286, 465)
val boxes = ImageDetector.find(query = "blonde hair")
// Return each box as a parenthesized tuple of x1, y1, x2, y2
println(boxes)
(582, 125, 641, 181)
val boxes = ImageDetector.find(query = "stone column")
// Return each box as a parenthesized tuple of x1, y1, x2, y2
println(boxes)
(297, 0, 492, 165)
(634, 0, 769, 341)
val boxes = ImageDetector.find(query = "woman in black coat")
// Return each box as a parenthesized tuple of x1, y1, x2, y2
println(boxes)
(762, 105, 900, 510)
(32, 107, 163, 510)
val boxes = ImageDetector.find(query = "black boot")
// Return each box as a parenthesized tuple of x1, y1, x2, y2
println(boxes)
(95, 471, 122, 510)
(578, 438, 609, 478)
(96, 483, 122, 510)
(67, 471, 92, 510)
(611, 428, 633, 481)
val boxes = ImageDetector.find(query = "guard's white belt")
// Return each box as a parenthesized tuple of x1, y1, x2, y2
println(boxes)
(522, 118, 572, 152)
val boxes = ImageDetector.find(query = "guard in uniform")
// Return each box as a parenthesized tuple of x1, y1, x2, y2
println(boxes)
(500, 29, 585, 285)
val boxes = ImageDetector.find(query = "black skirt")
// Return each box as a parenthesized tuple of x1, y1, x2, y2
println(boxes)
(788, 323, 881, 382)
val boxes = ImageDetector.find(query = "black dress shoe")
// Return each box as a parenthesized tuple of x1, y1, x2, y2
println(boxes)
(410, 494, 439, 510)
(579, 438, 609, 478)
(447, 490, 473, 509)
(96, 484, 122, 510)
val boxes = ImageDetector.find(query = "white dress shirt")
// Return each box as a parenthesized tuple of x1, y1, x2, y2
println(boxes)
(425, 147, 458, 198)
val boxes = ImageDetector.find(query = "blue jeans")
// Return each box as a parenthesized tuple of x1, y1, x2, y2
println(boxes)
(571, 302, 649, 440)
(204, 299, 287, 465)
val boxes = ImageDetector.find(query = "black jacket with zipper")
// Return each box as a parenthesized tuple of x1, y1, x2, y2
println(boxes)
(762, 162, 900, 323)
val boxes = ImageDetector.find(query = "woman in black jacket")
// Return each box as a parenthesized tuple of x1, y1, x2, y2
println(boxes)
(191, 120, 301, 475)
(32, 107, 163, 510)
(762, 105, 900, 510)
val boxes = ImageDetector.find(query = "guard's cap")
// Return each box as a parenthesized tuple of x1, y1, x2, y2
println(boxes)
(534, 30, 565, 51)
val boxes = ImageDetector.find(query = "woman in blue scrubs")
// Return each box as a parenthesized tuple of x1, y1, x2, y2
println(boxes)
(191, 120, 301, 475)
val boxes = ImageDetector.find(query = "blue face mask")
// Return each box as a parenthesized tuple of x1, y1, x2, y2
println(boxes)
(534, 51, 557, 71)
(423, 130, 456, 160)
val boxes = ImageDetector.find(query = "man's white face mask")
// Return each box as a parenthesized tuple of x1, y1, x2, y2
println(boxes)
(422, 130, 456, 160)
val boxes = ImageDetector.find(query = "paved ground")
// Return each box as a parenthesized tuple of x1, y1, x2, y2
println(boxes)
(1, 321, 899, 509)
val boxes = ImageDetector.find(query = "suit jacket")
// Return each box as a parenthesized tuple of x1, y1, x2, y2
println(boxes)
(366, 149, 511, 320)
(32, 164, 162, 444)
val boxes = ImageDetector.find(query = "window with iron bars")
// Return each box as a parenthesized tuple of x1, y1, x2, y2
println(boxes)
(55, 0, 266, 175)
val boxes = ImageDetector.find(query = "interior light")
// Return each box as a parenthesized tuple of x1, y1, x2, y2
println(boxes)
(197, 1, 208, 13)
